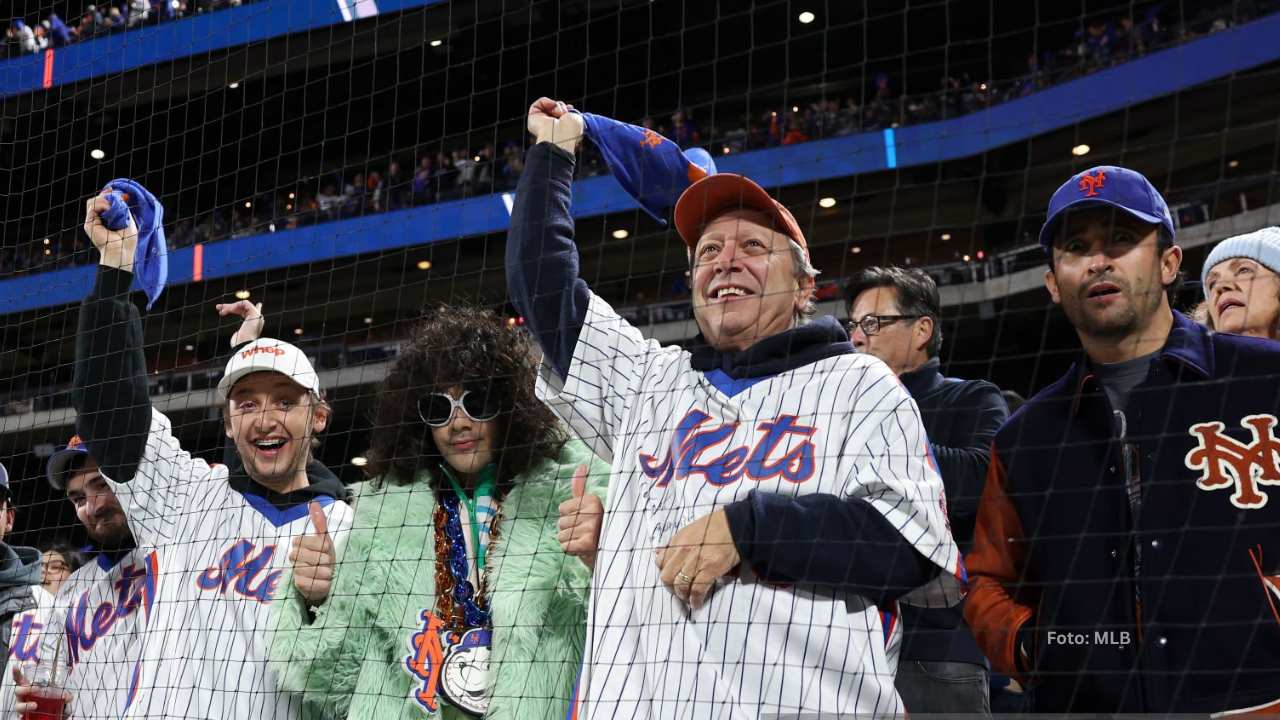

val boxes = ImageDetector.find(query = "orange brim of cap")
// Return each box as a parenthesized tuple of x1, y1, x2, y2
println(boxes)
(673, 173, 807, 252)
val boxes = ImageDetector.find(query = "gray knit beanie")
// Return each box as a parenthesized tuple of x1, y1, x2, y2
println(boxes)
(1201, 226, 1280, 297)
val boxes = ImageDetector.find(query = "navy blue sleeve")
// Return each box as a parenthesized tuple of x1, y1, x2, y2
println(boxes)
(722, 490, 941, 605)
(73, 266, 151, 485)
(928, 382, 1008, 551)
(505, 142, 592, 381)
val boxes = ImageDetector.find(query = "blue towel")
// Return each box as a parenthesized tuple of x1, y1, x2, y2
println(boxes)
(100, 179, 168, 310)
(579, 113, 717, 225)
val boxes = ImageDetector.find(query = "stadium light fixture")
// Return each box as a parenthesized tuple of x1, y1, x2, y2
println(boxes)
(42, 238, 50, 245)
(612, 229, 629, 239)
(293, 328, 304, 336)
(963, 254, 972, 262)
(228, 82, 240, 89)
(798, 11, 816, 24)
(244, 201, 252, 208)
(818, 197, 837, 208)
(430, 39, 443, 47)
(288, 192, 296, 199)
(234, 290, 251, 300)
(363, 317, 373, 325)
(416, 260, 432, 270)
(940, 233, 952, 241)
(89, 148, 106, 160)
(722, 147, 731, 154)
(1072, 144, 1091, 156)
(850, 246, 862, 255)
(1228, 159, 1240, 168)
(184, 344, 194, 352)
(350, 456, 368, 467)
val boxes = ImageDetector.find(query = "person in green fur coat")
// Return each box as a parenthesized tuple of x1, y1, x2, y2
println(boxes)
(268, 306, 609, 720)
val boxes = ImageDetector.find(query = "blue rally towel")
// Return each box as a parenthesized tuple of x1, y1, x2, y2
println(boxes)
(578, 112, 717, 225)
(100, 178, 167, 310)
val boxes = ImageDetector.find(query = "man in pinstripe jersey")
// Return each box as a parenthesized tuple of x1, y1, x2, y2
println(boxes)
(509, 97, 963, 719)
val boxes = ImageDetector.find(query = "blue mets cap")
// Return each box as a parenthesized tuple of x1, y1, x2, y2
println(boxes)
(1039, 166, 1175, 249)
(46, 435, 91, 491)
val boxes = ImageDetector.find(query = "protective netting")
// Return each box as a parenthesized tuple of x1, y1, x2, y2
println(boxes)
(0, 0, 1278, 717)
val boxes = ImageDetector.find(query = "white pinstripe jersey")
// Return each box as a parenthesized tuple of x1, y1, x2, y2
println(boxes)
(537, 295, 963, 720)
(11, 548, 158, 719)
(103, 409, 353, 720)
(0, 585, 56, 714)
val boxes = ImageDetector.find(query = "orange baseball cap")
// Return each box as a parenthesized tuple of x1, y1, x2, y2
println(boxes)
(673, 173, 807, 253)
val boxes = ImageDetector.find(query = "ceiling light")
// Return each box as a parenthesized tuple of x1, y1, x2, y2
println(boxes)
(234, 289, 251, 300)
(244, 201, 252, 208)
(722, 147, 731, 155)
(350, 456, 368, 467)
(228, 82, 240, 89)
(363, 317, 373, 325)
(42, 238, 50, 245)
(43, 249, 51, 256)
(285, 204, 293, 210)
(612, 229, 629, 239)
(288, 192, 295, 199)
(1228, 159, 1240, 168)
(1071, 144, 1090, 156)
(506, 317, 517, 327)
(940, 233, 952, 241)
(293, 327, 304, 336)
(798, 11, 816, 24)
(473, 155, 481, 162)
(89, 149, 105, 160)
(430, 39, 443, 47)
(850, 246, 862, 255)
(184, 344, 194, 351)
(818, 197, 836, 209)
(791, 105, 799, 113)
(416, 260, 432, 270)
(963, 254, 972, 262)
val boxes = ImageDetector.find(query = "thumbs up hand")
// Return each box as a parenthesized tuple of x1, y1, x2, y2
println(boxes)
(557, 465, 604, 569)
(289, 501, 336, 606)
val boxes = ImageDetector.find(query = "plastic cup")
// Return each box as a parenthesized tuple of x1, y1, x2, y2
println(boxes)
(20, 684, 67, 720)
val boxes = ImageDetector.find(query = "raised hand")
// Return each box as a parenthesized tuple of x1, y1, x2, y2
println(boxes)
(289, 501, 336, 606)
(216, 300, 265, 347)
(557, 464, 604, 569)
(528, 97, 584, 154)
(83, 191, 139, 272)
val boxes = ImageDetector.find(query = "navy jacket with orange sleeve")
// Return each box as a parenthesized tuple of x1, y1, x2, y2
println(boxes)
(965, 311, 1280, 714)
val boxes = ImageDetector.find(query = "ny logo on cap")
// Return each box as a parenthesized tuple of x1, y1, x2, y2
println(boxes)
(1077, 169, 1107, 197)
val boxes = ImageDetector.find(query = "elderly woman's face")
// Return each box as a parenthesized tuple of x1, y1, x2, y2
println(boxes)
(1205, 257, 1280, 339)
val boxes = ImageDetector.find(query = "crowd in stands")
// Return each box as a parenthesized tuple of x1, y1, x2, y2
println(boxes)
(1, 0, 1272, 280)
(4, 0, 248, 57)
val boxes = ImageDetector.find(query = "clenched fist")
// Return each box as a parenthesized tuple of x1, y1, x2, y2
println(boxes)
(84, 192, 139, 272)
(528, 97, 584, 154)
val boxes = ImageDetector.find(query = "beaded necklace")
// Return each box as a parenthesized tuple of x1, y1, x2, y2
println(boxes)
(432, 464, 501, 630)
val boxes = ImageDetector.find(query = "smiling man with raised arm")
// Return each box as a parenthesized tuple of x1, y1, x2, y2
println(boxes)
(72, 190, 353, 719)
(506, 97, 963, 719)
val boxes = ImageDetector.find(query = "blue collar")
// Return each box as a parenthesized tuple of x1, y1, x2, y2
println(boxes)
(688, 316, 853, 380)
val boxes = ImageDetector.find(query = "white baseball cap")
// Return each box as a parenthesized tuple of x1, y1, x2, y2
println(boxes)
(218, 338, 321, 401)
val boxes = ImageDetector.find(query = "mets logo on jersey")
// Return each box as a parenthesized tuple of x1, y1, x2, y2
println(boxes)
(66, 551, 160, 667)
(639, 409, 817, 487)
(196, 540, 281, 603)
(1184, 414, 1280, 510)
(403, 610, 447, 715)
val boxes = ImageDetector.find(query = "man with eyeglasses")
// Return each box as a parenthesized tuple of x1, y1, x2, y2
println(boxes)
(846, 266, 1008, 716)
(965, 166, 1280, 713)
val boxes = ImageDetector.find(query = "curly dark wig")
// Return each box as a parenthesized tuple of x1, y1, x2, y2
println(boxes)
(364, 304, 565, 491)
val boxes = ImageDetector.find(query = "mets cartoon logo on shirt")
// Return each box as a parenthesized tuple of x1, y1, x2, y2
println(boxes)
(1184, 413, 1280, 509)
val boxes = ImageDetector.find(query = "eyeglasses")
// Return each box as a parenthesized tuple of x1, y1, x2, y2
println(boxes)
(44, 561, 70, 574)
(846, 314, 922, 337)
(417, 389, 502, 427)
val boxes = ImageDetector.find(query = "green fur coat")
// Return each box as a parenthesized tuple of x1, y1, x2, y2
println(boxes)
(268, 440, 608, 720)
